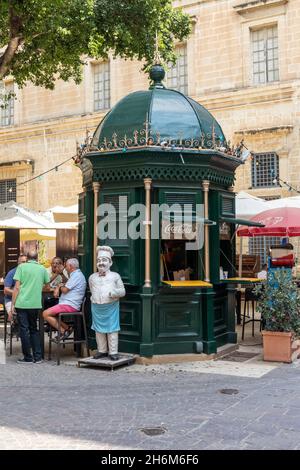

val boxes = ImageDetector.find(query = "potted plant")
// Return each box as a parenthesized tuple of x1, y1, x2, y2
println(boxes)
(255, 270, 300, 363)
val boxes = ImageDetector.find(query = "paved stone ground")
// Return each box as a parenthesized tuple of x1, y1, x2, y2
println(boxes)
(0, 323, 300, 450)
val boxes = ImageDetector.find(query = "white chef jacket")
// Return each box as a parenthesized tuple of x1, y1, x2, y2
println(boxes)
(88, 271, 125, 304)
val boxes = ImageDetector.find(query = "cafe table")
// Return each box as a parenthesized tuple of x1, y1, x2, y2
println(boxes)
(221, 277, 264, 325)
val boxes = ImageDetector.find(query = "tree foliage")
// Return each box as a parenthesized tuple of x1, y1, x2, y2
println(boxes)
(255, 270, 300, 335)
(0, 0, 191, 88)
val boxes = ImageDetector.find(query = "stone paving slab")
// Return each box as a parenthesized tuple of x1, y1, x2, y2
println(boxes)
(125, 358, 278, 378)
(1, 326, 300, 450)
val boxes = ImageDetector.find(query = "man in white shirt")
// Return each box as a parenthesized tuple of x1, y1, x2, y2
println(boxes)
(257, 263, 268, 280)
(43, 258, 86, 340)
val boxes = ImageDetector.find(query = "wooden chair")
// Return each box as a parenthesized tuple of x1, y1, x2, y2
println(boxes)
(235, 255, 261, 278)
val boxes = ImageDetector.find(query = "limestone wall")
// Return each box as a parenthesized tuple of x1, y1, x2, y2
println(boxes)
(0, 0, 299, 211)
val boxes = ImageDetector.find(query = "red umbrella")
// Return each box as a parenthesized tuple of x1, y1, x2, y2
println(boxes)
(237, 207, 300, 237)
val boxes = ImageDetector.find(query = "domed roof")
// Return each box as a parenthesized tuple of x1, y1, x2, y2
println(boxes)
(92, 66, 226, 151)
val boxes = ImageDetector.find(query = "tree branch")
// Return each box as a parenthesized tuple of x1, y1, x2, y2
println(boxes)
(0, 36, 22, 78)
(0, 1, 24, 79)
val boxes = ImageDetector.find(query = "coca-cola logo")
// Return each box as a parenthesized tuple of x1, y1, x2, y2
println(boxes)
(163, 223, 193, 235)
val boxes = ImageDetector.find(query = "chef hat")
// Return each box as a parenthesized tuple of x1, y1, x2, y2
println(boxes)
(96, 245, 114, 260)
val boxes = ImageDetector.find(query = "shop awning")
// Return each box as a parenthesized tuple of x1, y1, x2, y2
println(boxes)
(220, 217, 265, 227)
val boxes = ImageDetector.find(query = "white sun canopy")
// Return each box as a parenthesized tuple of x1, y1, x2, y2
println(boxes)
(0, 201, 56, 229)
(235, 191, 271, 219)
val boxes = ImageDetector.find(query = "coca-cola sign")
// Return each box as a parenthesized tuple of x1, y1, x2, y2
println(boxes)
(162, 220, 197, 239)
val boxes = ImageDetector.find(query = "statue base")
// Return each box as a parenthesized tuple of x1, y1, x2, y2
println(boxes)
(77, 353, 136, 371)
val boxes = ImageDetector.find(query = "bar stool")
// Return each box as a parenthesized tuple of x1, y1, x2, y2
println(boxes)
(242, 287, 261, 340)
(48, 298, 90, 365)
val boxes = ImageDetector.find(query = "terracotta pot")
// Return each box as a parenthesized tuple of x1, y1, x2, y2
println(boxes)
(262, 331, 294, 363)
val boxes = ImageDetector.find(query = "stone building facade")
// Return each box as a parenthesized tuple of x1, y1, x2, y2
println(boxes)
(0, 0, 299, 221)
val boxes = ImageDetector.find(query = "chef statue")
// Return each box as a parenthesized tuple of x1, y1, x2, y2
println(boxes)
(89, 246, 126, 360)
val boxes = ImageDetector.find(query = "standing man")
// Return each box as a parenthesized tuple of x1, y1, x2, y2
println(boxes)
(10, 250, 50, 364)
(4, 254, 27, 316)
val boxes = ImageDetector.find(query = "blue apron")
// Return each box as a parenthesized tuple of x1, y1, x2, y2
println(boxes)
(91, 302, 120, 333)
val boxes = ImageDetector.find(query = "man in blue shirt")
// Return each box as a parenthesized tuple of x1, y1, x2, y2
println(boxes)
(43, 258, 86, 340)
(4, 254, 27, 314)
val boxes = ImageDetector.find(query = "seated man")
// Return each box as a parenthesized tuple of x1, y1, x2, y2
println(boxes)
(46, 257, 67, 290)
(43, 258, 86, 340)
(43, 257, 67, 312)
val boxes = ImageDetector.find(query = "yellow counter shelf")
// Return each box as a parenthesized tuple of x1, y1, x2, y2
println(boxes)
(162, 280, 213, 288)
(222, 277, 264, 284)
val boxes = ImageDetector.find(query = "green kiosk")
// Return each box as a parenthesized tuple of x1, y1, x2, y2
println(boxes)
(77, 64, 245, 357)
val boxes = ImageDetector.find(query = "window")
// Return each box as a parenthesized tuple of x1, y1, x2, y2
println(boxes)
(0, 179, 16, 204)
(249, 236, 280, 264)
(251, 25, 279, 84)
(166, 45, 188, 94)
(251, 152, 279, 188)
(93, 62, 110, 111)
(0, 82, 14, 126)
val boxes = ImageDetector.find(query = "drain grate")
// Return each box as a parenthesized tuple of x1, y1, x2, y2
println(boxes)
(140, 426, 167, 436)
(218, 351, 259, 362)
(219, 388, 239, 395)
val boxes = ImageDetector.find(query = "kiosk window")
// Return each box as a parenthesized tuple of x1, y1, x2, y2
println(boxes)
(160, 216, 201, 281)
(159, 190, 203, 282)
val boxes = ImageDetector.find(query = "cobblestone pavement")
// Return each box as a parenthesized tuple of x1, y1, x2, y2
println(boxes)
(1, 336, 300, 450)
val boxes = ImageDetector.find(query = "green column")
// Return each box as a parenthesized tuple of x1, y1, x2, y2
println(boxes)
(140, 286, 154, 357)
(226, 285, 238, 344)
(202, 287, 217, 354)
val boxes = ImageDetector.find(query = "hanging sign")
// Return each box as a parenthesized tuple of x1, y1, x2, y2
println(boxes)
(219, 221, 231, 240)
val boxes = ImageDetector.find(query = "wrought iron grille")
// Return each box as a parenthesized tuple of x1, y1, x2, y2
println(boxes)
(0, 179, 16, 204)
(251, 152, 279, 188)
(249, 236, 281, 264)
(93, 62, 110, 111)
(252, 25, 279, 85)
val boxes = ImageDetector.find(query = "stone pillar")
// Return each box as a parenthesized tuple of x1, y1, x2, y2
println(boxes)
(92, 182, 100, 272)
(202, 180, 210, 282)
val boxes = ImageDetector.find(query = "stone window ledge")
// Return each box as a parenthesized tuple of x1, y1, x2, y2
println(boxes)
(233, 0, 288, 15)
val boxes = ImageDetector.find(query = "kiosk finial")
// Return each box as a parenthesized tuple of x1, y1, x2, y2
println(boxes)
(149, 31, 165, 89)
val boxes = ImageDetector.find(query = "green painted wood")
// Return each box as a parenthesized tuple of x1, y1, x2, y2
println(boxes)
(78, 190, 93, 278)
(154, 289, 203, 341)
(208, 190, 220, 284)
(87, 150, 237, 188)
(226, 285, 237, 334)
(140, 286, 154, 357)
(99, 187, 141, 285)
(92, 88, 226, 151)
(202, 288, 217, 354)
(80, 135, 241, 356)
